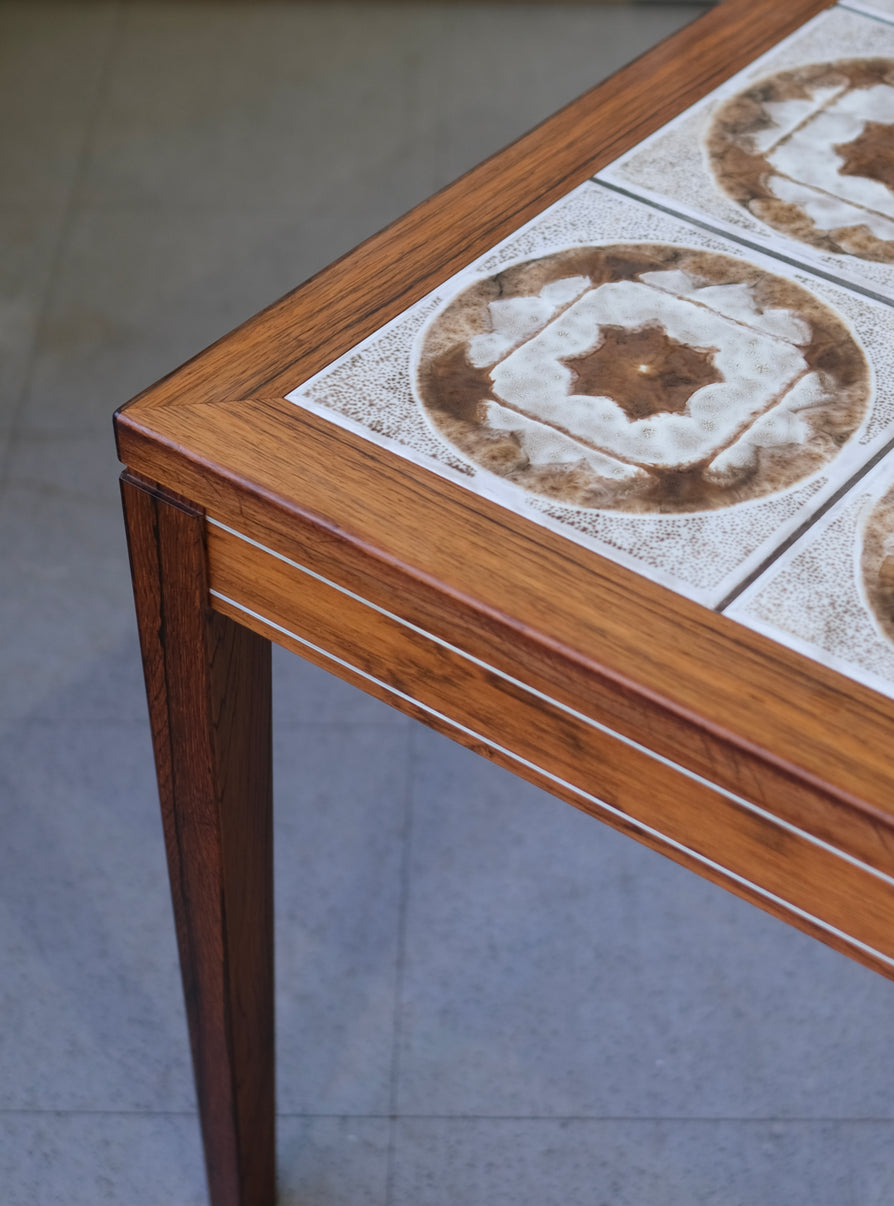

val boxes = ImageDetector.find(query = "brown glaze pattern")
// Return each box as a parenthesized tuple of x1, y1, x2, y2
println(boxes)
(862, 482, 894, 645)
(414, 244, 870, 514)
(707, 58, 894, 262)
(837, 119, 894, 192)
(561, 325, 724, 421)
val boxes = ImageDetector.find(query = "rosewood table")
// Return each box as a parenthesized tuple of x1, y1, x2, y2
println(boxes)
(115, 0, 894, 1201)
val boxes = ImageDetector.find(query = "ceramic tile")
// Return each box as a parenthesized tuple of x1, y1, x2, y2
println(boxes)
(0, 2, 118, 206)
(274, 726, 409, 1115)
(22, 207, 327, 435)
(81, 1, 424, 209)
(277, 1117, 389, 1206)
(0, 1114, 389, 1206)
(24, 186, 436, 436)
(725, 452, 894, 698)
(398, 728, 894, 1120)
(390, 1119, 855, 1206)
(288, 182, 894, 606)
(274, 644, 408, 727)
(0, 206, 67, 432)
(0, 441, 147, 723)
(0, 484, 144, 723)
(600, 6, 894, 299)
(0, 1113, 207, 1206)
(841, 1122, 894, 1205)
(0, 719, 195, 1111)
(7, 429, 127, 509)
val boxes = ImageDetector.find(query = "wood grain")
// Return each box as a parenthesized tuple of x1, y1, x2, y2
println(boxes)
(112, 0, 891, 866)
(120, 474, 274, 1206)
(125, 399, 894, 853)
(208, 519, 894, 978)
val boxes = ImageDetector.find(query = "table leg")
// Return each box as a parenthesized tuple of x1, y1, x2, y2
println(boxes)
(120, 472, 275, 1206)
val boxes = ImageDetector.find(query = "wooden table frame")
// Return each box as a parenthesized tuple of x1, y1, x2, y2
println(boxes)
(115, 1, 894, 1201)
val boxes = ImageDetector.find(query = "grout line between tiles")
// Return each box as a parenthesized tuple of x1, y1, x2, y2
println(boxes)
(0, 1108, 199, 1118)
(278, 1113, 894, 1124)
(838, 2, 894, 29)
(0, 1, 126, 495)
(589, 179, 894, 607)
(0, 1108, 892, 1123)
(716, 434, 894, 610)
(593, 178, 894, 310)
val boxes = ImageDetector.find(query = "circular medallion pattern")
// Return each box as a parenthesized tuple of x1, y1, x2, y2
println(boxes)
(861, 483, 894, 646)
(414, 244, 870, 513)
(706, 58, 894, 262)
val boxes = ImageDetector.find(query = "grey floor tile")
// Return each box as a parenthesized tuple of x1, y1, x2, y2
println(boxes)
(0, 1112, 388, 1206)
(0, 206, 67, 434)
(81, 1, 431, 209)
(0, 431, 10, 487)
(842, 1123, 894, 1206)
(390, 1118, 855, 1206)
(21, 207, 317, 435)
(20, 197, 432, 437)
(7, 428, 125, 508)
(275, 725, 410, 1114)
(0, 719, 194, 1111)
(0, 434, 406, 724)
(276, 645, 409, 727)
(417, 4, 705, 188)
(6, 3, 892, 1204)
(397, 728, 894, 1120)
(278, 1117, 390, 1206)
(0, 671, 408, 1118)
(0, 1112, 207, 1206)
(0, 484, 141, 722)
(0, 2, 119, 206)
(22, 5, 708, 441)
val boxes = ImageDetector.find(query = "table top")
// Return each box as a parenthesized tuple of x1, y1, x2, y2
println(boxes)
(116, 0, 894, 976)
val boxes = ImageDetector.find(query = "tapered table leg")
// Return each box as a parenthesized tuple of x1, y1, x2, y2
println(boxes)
(121, 472, 275, 1206)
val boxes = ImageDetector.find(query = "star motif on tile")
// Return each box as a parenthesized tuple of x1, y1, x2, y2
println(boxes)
(559, 323, 723, 422)
(835, 120, 894, 193)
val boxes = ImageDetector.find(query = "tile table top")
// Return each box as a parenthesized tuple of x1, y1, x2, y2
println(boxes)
(288, 182, 894, 614)
(600, 5, 894, 298)
(286, 2, 894, 700)
(727, 453, 894, 697)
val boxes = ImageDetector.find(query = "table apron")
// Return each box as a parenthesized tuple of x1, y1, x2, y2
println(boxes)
(206, 518, 894, 978)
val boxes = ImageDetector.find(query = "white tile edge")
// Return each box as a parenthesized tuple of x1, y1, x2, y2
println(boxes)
(726, 599, 894, 701)
(725, 456, 894, 698)
(207, 516, 894, 898)
(597, 7, 837, 181)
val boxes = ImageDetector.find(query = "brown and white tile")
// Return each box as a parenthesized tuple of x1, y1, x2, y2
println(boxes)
(286, 183, 894, 606)
(600, 5, 894, 299)
(725, 454, 894, 697)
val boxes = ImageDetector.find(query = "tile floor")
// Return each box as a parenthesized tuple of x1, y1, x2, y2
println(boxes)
(3, 3, 894, 1204)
